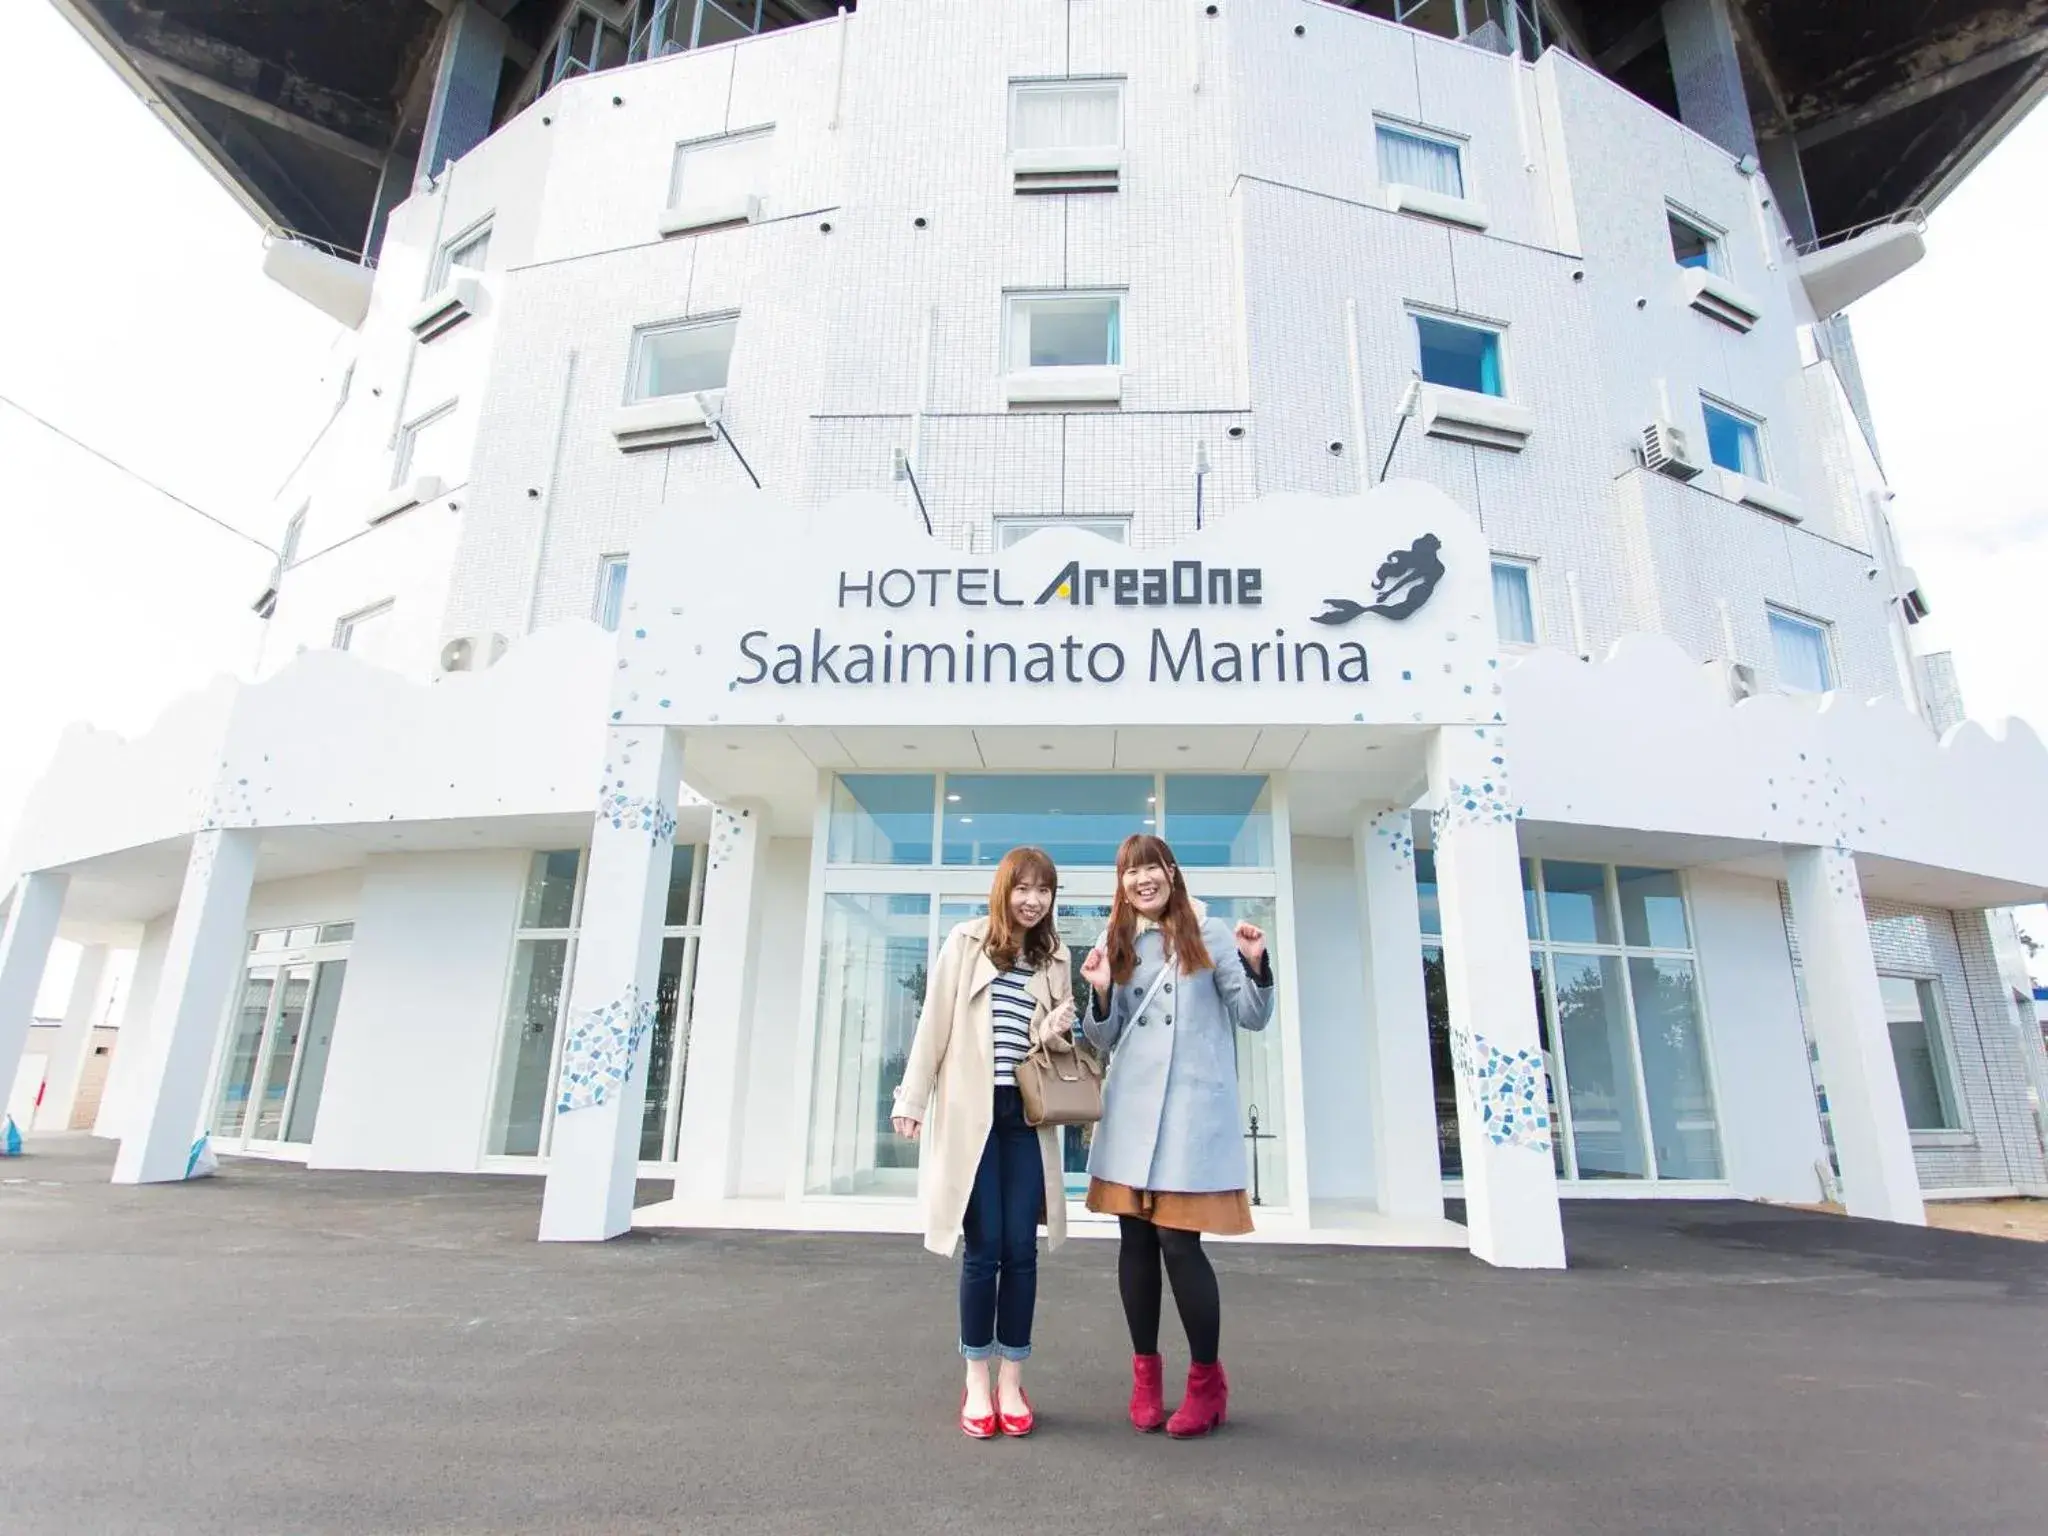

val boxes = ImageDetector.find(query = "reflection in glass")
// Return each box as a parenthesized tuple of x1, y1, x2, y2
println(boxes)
(1617, 868, 1689, 949)
(1164, 777, 1273, 867)
(251, 970, 312, 1140)
(1531, 952, 1567, 1175)
(284, 961, 345, 1145)
(807, 894, 931, 1194)
(1422, 944, 1457, 1177)
(827, 775, 934, 865)
(1628, 957, 1722, 1178)
(1202, 895, 1287, 1207)
(212, 973, 274, 1137)
(1415, 849, 1441, 937)
(1522, 858, 1540, 939)
(1055, 902, 1115, 1191)
(1550, 952, 1648, 1178)
(664, 843, 698, 927)
(1542, 861, 1616, 945)
(640, 937, 697, 1161)
(1881, 976, 1959, 1130)
(520, 851, 581, 929)
(942, 774, 1151, 867)
(487, 938, 570, 1157)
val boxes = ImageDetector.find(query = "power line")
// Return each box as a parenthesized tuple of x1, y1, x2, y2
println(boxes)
(0, 391, 280, 557)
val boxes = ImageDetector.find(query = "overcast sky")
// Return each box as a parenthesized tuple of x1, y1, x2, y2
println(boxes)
(1, 2, 2041, 1015)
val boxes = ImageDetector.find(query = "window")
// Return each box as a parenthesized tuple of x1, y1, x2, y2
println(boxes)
(1491, 559, 1536, 646)
(628, 317, 737, 402)
(432, 219, 492, 290)
(1414, 314, 1503, 397)
(1007, 293, 1122, 370)
(594, 555, 629, 632)
(668, 129, 772, 211)
(1881, 976, 1963, 1131)
(1768, 608, 1834, 693)
(1667, 208, 1719, 272)
(334, 601, 398, 667)
(394, 402, 459, 487)
(1701, 399, 1764, 479)
(1376, 122, 1465, 198)
(995, 517, 1130, 548)
(486, 852, 583, 1158)
(1009, 80, 1123, 153)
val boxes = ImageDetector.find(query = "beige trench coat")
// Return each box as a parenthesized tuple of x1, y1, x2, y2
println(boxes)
(891, 917, 1072, 1259)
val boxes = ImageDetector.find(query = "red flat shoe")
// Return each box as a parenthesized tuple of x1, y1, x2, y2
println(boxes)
(997, 1389, 1035, 1438)
(960, 1389, 999, 1440)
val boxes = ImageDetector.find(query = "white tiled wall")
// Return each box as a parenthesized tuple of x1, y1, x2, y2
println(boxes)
(259, 0, 1911, 705)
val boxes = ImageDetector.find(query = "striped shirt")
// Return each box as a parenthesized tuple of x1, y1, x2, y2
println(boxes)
(989, 964, 1037, 1087)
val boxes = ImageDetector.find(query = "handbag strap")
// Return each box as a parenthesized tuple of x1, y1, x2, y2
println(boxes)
(1093, 927, 1177, 1030)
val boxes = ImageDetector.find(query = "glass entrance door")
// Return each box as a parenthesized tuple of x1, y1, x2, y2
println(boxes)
(209, 925, 352, 1155)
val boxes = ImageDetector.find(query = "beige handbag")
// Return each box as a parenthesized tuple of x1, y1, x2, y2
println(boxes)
(1015, 1029, 1104, 1127)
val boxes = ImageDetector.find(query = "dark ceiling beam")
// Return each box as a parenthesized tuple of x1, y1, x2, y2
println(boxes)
(1794, 31, 2048, 151)
(1594, 15, 1665, 75)
(135, 51, 388, 168)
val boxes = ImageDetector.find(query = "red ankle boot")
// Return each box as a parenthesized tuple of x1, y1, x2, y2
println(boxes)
(1166, 1361, 1228, 1438)
(1129, 1353, 1167, 1433)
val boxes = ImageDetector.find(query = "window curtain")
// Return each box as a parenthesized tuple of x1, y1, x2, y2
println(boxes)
(1705, 407, 1763, 478)
(1376, 126, 1463, 197)
(1769, 613, 1832, 693)
(1015, 85, 1120, 151)
(1477, 334, 1503, 396)
(1104, 299, 1121, 366)
(1492, 564, 1535, 644)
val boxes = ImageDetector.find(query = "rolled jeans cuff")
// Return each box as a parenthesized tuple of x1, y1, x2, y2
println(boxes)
(959, 1339, 1032, 1362)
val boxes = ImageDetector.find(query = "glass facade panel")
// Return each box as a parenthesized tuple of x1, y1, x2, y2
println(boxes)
(1542, 861, 1616, 945)
(640, 936, 697, 1160)
(1550, 952, 1649, 1179)
(664, 843, 698, 927)
(251, 970, 312, 1140)
(1415, 848, 1442, 937)
(1204, 895, 1287, 1207)
(487, 938, 570, 1157)
(284, 960, 345, 1145)
(1617, 868, 1689, 949)
(828, 775, 934, 865)
(942, 774, 1151, 867)
(806, 893, 931, 1195)
(519, 851, 581, 929)
(1882, 976, 1959, 1130)
(1163, 776, 1272, 867)
(1628, 957, 1722, 1178)
(1422, 944, 1456, 1177)
(212, 973, 274, 1137)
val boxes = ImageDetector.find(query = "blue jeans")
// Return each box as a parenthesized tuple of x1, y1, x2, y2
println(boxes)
(959, 1087, 1040, 1362)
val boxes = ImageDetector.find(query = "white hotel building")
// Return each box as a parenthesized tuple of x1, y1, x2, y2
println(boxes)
(5, 0, 2048, 1266)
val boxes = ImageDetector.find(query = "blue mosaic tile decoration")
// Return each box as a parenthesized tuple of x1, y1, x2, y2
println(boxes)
(1430, 728, 1520, 842)
(1369, 808, 1415, 872)
(1451, 1025, 1552, 1153)
(596, 764, 677, 847)
(556, 985, 656, 1115)
(708, 806, 751, 871)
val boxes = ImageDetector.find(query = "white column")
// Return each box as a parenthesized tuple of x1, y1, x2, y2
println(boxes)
(1428, 726, 1566, 1269)
(540, 727, 683, 1241)
(113, 831, 259, 1184)
(1353, 807, 1444, 1221)
(0, 873, 69, 1123)
(34, 943, 111, 1131)
(672, 802, 769, 1203)
(1784, 846, 1925, 1224)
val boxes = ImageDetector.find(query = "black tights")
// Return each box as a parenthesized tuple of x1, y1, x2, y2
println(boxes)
(1116, 1216, 1222, 1365)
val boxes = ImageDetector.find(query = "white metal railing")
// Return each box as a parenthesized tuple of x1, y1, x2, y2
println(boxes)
(263, 224, 377, 270)
(1797, 204, 1929, 257)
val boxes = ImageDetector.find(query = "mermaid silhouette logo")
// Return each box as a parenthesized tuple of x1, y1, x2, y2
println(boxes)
(1310, 535, 1445, 626)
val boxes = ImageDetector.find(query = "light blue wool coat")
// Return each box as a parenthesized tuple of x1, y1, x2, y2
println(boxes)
(1081, 911, 1276, 1193)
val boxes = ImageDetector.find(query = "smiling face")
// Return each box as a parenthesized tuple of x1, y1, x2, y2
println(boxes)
(1121, 861, 1172, 918)
(1008, 874, 1054, 930)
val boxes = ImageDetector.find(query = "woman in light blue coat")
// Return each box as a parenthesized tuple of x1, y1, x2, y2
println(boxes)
(1080, 833, 1274, 1439)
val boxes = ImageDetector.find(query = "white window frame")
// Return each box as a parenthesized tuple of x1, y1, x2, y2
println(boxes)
(431, 216, 494, 291)
(1665, 203, 1723, 274)
(1002, 291, 1125, 406)
(661, 126, 773, 236)
(626, 315, 738, 405)
(995, 516, 1131, 549)
(1374, 116, 1486, 230)
(1766, 605, 1836, 694)
(1411, 309, 1508, 397)
(1008, 77, 1125, 154)
(1879, 973, 1970, 1137)
(1490, 556, 1539, 648)
(333, 599, 396, 653)
(393, 400, 459, 488)
(594, 554, 630, 631)
(1701, 396, 1768, 480)
(1005, 291, 1124, 372)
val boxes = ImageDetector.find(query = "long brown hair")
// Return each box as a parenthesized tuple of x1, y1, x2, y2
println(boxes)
(1106, 834, 1211, 985)
(984, 845, 1061, 972)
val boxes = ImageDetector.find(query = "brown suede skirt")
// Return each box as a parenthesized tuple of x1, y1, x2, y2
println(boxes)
(1086, 1178, 1254, 1235)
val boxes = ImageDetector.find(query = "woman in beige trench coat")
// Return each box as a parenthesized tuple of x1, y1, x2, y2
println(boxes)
(892, 845, 1075, 1440)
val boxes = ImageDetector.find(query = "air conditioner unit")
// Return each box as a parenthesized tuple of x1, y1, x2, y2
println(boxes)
(439, 632, 507, 674)
(1705, 658, 1761, 702)
(1641, 419, 1704, 481)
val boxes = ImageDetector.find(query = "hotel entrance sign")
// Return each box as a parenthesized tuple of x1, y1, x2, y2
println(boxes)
(611, 484, 1501, 730)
